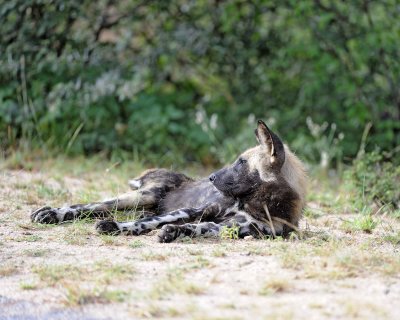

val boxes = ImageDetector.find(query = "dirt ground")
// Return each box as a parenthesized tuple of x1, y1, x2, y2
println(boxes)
(0, 162, 399, 320)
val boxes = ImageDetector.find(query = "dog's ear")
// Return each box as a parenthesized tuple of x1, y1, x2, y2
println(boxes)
(255, 120, 285, 167)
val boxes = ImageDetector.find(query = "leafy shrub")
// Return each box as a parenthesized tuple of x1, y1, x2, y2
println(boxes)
(1, 1, 399, 165)
(350, 151, 400, 211)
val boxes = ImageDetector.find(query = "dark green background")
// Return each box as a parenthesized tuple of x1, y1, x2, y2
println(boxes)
(1, 0, 399, 166)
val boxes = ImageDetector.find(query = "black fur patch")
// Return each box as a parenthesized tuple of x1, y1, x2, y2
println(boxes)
(95, 220, 120, 235)
(242, 177, 300, 226)
(70, 204, 84, 209)
(64, 211, 75, 221)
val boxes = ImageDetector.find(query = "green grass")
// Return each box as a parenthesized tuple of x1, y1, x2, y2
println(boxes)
(383, 232, 400, 245)
(20, 282, 38, 290)
(33, 264, 82, 286)
(219, 224, 239, 240)
(62, 221, 93, 245)
(64, 285, 130, 305)
(342, 215, 378, 233)
(19, 234, 43, 242)
(187, 256, 213, 270)
(129, 239, 145, 248)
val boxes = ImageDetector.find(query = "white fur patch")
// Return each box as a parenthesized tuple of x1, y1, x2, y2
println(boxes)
(128, 179, 142, 189)
(261, 175, 277, 183)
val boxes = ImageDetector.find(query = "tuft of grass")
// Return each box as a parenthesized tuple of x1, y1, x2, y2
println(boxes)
(23, 249, 49, 257)
(303, 207, 324, 219)
(391, 209, 400, 219)
(129, 239, 145, 248)
(20, 282, 38, 290)
(245, 246, 268, 256)
(33, 262, 135, 287)
(212, 248, 227, 257)
(137, 304, 184, 319)
(220, 224, 239, 240)
(342, 214, 378, 233)
(141, 252, 168, 261)
(334, 247, 400, 276)
(99, 234, 123, 246)
(64, 284, 130, 306)
(18, 234, 43, 242)
(2, 151, 34, 171)
(0, 264, 18, 277)
(383, 232, 400, 245)
(149, 270, 205, 299)
(35, 183, 69, 201)
(186, 248, 204, 256)
(220, 303, 236, 309)
(279, 250, 305, 270)
(137, 304, 166, 318)
(302, 230, 332, 243)
(259, 278, 291, 295)
(96, 261, 135, 284)
(33, 264, 81, 286)
(62, 221, 93, 245)
(188, 256, 213, 270)
(341, 299, 387, 319)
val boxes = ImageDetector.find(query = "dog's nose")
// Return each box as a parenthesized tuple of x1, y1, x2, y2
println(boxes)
(209, 174, 216, 182)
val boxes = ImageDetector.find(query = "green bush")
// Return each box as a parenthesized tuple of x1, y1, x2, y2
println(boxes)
(350, 151, 400, 211)
(1, 1, 399, 165)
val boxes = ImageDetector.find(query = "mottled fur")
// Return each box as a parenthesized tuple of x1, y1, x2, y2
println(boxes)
(31, 120, 307, 242)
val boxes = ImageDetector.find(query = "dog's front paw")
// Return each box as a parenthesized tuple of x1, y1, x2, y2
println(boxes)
(31, 206, 60, 224)
(157, 224, 181, 243)
(95, 220, 121, 235)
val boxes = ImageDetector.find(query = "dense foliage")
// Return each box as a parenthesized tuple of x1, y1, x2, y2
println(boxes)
(350, 150, 400, 212)
(1, 0, 399, 166)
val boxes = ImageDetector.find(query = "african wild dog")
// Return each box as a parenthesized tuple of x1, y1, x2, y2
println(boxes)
(31, 120, 307, 243)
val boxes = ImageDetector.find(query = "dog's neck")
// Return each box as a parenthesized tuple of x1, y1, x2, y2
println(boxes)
(239, 179, 297, 221)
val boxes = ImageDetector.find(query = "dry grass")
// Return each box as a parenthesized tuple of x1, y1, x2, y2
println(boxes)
(63, 284, 130, 306)
(0, 264, 19, 277)
(149, 271, 206, 300)
(259, 277, 292, 295)
(141, 252, 169, 261)
(33, 261, 135, 286)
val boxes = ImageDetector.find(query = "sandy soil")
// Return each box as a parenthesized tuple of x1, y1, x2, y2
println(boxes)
(0, 169, 399, 320)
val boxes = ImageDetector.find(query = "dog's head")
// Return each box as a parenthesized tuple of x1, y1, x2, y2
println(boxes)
(209, 120, 285, 198)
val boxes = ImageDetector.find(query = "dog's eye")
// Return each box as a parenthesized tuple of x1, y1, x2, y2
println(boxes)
(238, 158, 247, 165)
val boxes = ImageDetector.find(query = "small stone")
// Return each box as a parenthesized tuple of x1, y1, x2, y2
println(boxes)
(244, 235, 254, 241)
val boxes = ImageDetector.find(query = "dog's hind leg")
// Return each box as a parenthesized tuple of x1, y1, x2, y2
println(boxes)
(31, 190, 158, 224)
(95, 207, 205, 236)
